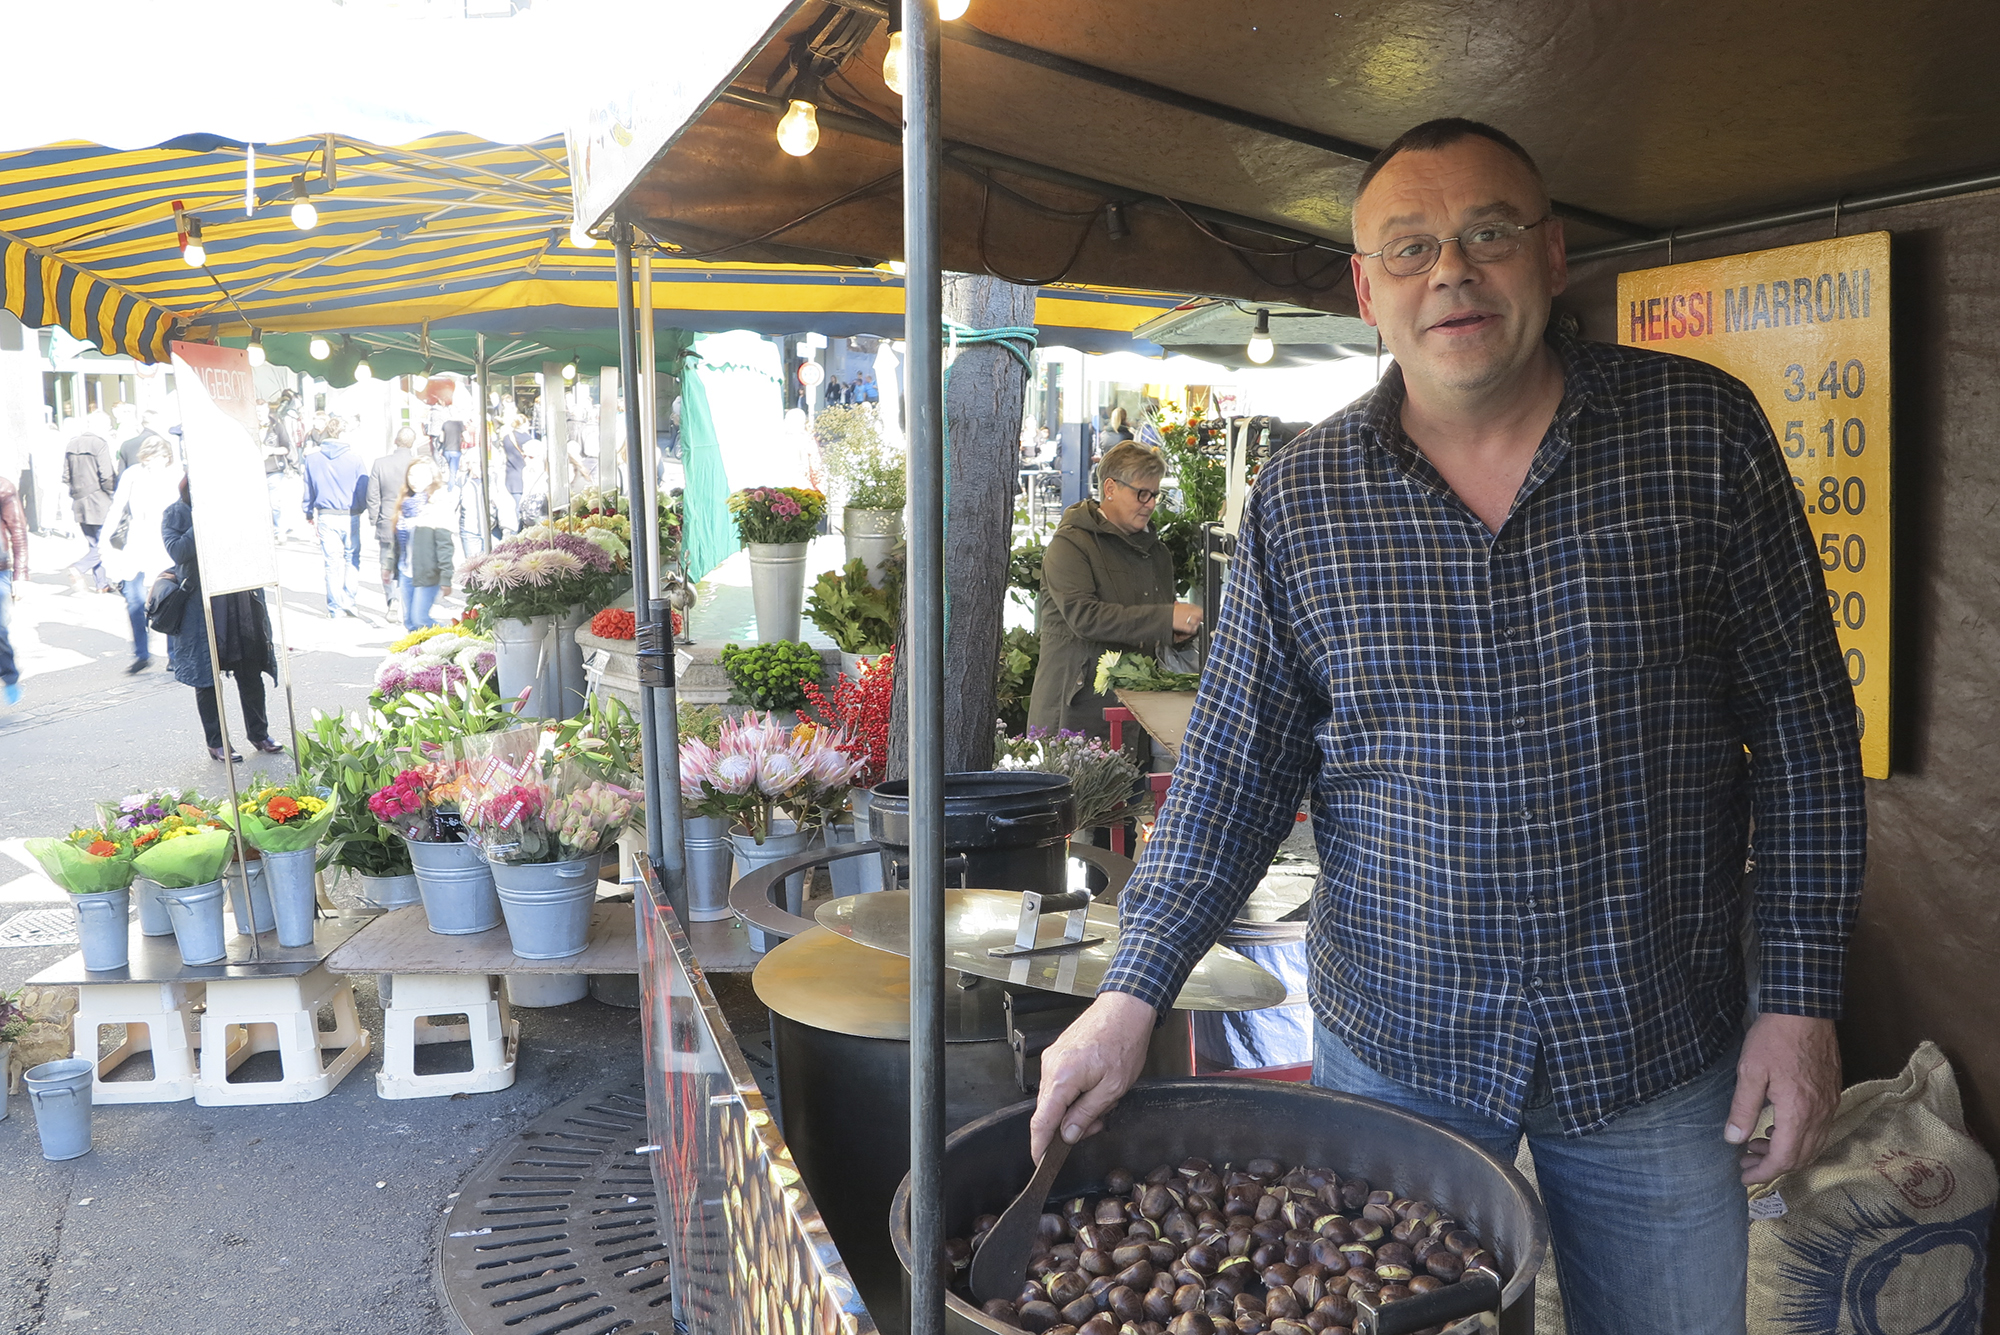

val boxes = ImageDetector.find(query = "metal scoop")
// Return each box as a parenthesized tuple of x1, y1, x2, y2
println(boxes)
(967, 1135, 1075, 1306)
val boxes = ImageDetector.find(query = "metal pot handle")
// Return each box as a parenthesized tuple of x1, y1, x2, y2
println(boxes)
(1354, 1269, 1502, 1335)
(987, 810, 1063, 829)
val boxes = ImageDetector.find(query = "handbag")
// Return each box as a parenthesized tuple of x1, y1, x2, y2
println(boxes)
(146, 572, 190, 635)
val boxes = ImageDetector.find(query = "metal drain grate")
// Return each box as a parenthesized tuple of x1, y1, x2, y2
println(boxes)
(438, 1082, 671, 1335)
(0, 908, 79, 948)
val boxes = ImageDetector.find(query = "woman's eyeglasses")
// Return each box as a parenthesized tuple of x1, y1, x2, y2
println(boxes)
(1111, 478, 1159, 504)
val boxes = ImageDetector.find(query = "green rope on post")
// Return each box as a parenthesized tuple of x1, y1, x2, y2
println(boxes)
(931, 321, 1041, 629)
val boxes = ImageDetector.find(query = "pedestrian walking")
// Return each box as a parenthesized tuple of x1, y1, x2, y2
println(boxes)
(367, 426, 420, 619)
(117, 410, 172, 473)
(395, 459, 455, 632)
(62, 413, 117, 593)
(97, 436, 181, 674)
(498, 415, 531, 533)
(161, 477, 282, 762)
(299, 416, 367, 618)
(455, 444, 489, 559)
(0, 471, 27, 705)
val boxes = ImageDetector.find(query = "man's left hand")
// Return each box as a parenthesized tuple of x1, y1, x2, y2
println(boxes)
(1726, 1012, 1841, 1185)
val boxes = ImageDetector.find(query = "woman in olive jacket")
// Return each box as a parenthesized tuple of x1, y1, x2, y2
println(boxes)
(1027, 442, 1203, 742)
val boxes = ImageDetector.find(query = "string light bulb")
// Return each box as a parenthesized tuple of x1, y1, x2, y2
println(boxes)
(309, 335, 331, 360)
(883, 29, 906, 95)
(246, 331, 266, 367)
(937, 0, 969, 19)
(1246, 308, 1275, 364)
(562, 362, 577, 381)
(180, 216, 206, 268)
(776, 99, 821, 156)
(289, 178, 318, 231)
(354, 358, 374, 381)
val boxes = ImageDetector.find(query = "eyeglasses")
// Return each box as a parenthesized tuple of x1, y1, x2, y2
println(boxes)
(1360, 216, 1553, 278)
(1111, 478, 1159, 504)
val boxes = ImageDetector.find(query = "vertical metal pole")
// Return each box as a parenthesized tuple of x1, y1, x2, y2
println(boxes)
(904, 0, 947, 1331)
(200, 589, 259, 962)
(543, 361, 571, 512)
(476, 336, 492, 551)
(638, 255, 661, 604)
(640, 247, 687, 914)
(617, 223, 687, 923)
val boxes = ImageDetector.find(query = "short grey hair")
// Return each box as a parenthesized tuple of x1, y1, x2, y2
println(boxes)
(394, 426, 418, 449)
(1100, 440, 1165, 490)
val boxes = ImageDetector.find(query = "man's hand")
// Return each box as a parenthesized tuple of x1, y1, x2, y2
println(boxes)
(1727, 1012, 1841, 1185)
(1029, 991, 1156, 1161)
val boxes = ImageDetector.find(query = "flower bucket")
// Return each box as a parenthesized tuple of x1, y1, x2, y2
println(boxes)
(262, 846, 320, 947)
(69, 889, 131, 972)
(133, 877, 174, 937)
(730, 818, 815, 919)
(226, 860, 275, 936)
(157, 879, 228, 966)
(356, 872, 422, 910)
(843, 507, 903, 590)
(503, 974, 588, 1006)
(490, 856, 596, 959)
(824, 813, 876, 900)
(405, 837, 501, 935)
(493, 614, 555, 718)
(746, 541, 809, 643)
(550, 604, 590, 722)
(838, 651, 873, 682)
(24, 1058, 95, 1161)
(685, 814, 736, 922)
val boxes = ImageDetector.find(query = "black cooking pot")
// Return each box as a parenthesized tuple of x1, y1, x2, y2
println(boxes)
(890, 1078, 1549, 1335)
(868, 772, 1075, 894)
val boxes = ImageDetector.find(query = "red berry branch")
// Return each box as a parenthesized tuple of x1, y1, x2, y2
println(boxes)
(799, 649, 894, 788)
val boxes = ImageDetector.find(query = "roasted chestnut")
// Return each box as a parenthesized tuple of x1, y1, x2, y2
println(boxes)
(1174, 1283, 1204, 1314)
(944, 1236, 971, 1270)
(1443, 1229, 1479, 1257)
(1115, 1260, 1154, 1290)
(1146, 1164, 1177, 1187)
(1105, 1168, 1136, 1196)
(1338, 1179, 1371, 1210)
(1408, 1275, 1444, 1295)
(1076, 1317, 1118, 1335)
(1373, 1241, 1414, 1269)
(1145, 1286, 1179, 1322)
(1018, 1299, 1065, 1332)
(1264, 1287, 1304, 1320)
(1166, 1312, 1214, 1335)
(1061, 1294, 1099, 1325)
(983, 1298, 1019, 1322)
(1107, 1285, 1145, 1323)
(1047, 1269, 1090, 1306)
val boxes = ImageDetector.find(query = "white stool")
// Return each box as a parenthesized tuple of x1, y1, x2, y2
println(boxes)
(196, 965, 370, 1106)
(376, 973, 519, 1100)
(73, 982, 207, 1103)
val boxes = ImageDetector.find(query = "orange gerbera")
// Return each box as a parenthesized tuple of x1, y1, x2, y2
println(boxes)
(266, 795, 301, 822)
(133, 830, 158, 847)
(88, 839, 118, 857)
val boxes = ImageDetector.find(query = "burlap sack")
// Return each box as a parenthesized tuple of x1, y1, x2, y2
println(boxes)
(1749, 1040, 1995, 1335)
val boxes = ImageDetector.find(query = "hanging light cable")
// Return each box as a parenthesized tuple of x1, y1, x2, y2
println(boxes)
(1246, 308, 1275, 364)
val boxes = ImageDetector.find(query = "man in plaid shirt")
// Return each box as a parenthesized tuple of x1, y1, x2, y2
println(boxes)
(1031, 120, 1865, 1334)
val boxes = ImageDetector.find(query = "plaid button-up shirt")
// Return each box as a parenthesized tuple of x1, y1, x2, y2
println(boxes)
(1101, 333, 1866, 1136)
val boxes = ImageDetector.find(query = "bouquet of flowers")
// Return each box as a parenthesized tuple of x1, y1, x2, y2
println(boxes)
(367, 762, 471, 843)
(374, 627, 497, 702)
(459, 729, 635, 864)
(23, 824, 137, 895)
(799, 650, 894, 789)
(458, 529, 629, 623)
(680, 710, 867, 841)
(124, 798, 237, 889)
(727, 486, 826, 545)
(995, 728, 1143, 832)
(102, 787, 202, 835)
(224, 779, 338, 853)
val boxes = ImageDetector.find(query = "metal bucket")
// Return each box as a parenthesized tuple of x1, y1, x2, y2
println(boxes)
(503, 974, 589, 1006)
(746, 540, 809, 642)
(23, 1058, 95, 1161)
(492, 614, 554, 717)
(843, 506, 903, 589)
(405, 837, 502, 934)
(226, 859, 275, 936)
(262, 846, 320, 947)
(157, 879, 227, 965)
(757, 926, 1193, 1333)
(731, 819, 815, 919)
(133, 876, 174, 937)
(550, 603, 590, 722)
(683, 813, 736, 923)
(868, 772, 1075, 894)
(890, 1079, 1551, 1335)
(356, 871, 421, 909)
(490, 856, 596, 959)
(69, 889, 131, 972)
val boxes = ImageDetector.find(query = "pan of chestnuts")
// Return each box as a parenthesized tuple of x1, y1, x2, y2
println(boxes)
(891, 1080, 1549, 1335)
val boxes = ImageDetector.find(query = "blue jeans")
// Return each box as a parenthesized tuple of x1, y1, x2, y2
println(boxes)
(122, 574, 150, 659)
(0, 569, 17, 685)
(1313, 1022, 1747, 1335)
(316, 512, 360, 613)
(398, 575, 441, 633)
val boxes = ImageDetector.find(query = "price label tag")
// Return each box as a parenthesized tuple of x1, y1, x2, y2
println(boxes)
(1617, 233, 1891, 777)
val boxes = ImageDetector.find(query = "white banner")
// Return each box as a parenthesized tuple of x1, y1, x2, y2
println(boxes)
(170, 341, 278, 596)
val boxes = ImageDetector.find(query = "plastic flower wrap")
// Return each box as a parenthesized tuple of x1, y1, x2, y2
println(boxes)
(221, 780, 338, 854)
(367, 764, 470, 843)
(544, 778, 635, 856)
(23, 824, 138, 895)
(126, 798, 237, 889)
(459, 729, 631, 864)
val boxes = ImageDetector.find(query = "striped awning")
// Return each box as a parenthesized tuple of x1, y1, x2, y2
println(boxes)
(0, 131, 1189, 364)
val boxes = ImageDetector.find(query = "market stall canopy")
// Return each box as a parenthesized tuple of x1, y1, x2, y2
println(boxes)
(0, 131, 1187, 367)
(577, 0, 2000, 314)
(1131, 300, 1379, 370)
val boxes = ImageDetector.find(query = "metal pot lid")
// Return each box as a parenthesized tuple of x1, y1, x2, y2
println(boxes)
(815, 889, 1286, 1012)
(752, 926, 1014, 1042)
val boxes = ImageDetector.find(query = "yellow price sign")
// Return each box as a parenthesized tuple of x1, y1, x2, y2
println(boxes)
(1617, 233, 1890, 777)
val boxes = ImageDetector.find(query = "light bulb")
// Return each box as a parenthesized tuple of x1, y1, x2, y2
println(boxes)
(776, 99, 820, 157)
(881, 259, 907, 276)
(568, 223, 598, 250)
(937, 0, 969, 19)
(246, 340, 267, 367)
(562, 362, 577, 380)
(182, 240, 205, 268)
(883, 29, 906, 95)
(291, 199, 318, 230)
(309, 335, 331, 360)
(354, 359, 373, 381)
(1247, 334, 1274, 364)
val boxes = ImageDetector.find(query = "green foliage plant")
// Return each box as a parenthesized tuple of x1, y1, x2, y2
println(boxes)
(996, 627, 1040, 735)
(1008, 538, 1045, 604)
(806, 558, 902, 655)
(814, 405, 907, 511)
(1151, 403, 1228, 594)
(720, 640, 824, 711)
